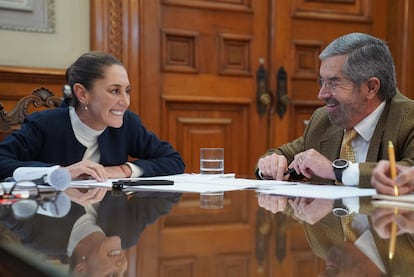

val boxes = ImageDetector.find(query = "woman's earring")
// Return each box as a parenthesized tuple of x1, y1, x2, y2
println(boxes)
(84, 103, 88, 110)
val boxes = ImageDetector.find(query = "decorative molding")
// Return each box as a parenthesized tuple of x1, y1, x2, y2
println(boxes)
(160, 257, 196, 277)
(0, 0, 55, 33)
(107, 0, 123, 59)
(162, 29, 199, 73)
(292, 0, 371, 22)
(219, 33, 252, 76)
(217, 253, 250, 277)
(162, 0, 253, 13)
(292, 40, 324, 79)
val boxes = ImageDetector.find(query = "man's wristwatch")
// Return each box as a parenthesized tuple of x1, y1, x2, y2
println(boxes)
(332, 159, 350, 183)
(332, 199, 350, 217)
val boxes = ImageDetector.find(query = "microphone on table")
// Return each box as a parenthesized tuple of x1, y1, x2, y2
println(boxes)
(12, 166, 71, 191)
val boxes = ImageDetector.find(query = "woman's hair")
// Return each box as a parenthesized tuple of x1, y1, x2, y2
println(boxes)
(65, 51, 123, 107)
(319, 32, 397, 101)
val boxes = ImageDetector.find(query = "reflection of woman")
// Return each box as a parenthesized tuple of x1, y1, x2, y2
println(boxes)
(0, 51, 185, 181)
(0, 190, 181, 276)
(70, 191, 182, 276)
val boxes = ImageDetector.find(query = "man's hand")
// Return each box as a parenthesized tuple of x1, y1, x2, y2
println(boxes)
(257, 193, 288, 214)
(257, 153, 289, 180)
(290, 149, 335, 180)
(371, 160, 414, 195)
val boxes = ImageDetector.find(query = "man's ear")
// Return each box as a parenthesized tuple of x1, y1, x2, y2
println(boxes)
(367, 77, 380, 92)
(366, 77, 380, 99)
(73, 83, 89, 104)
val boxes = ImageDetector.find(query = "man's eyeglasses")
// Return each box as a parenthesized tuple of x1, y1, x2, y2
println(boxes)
(319, 77, 352, 91)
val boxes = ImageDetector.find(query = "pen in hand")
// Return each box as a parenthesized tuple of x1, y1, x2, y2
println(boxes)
(284, 168, 296, 176)
(388, 141, 398, 260)
(260, 168, 304, 180)
(284, 168, 305, 180)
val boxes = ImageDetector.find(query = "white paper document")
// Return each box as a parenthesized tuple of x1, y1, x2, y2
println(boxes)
(68, 173, 377, 199)
(256, 182, 377, 199)
(70, 173, 295, 193)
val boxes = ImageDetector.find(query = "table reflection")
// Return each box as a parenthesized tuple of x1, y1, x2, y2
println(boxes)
(2, 186, 414, 276)
(0, 188, 181, 276)
(258, 193, 414, 276)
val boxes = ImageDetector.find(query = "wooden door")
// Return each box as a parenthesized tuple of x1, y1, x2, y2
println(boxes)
(90, 1, 390, 276)
(135, 1, 271, 276)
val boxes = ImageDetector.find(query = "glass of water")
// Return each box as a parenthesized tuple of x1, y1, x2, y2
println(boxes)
(199, 148, 224, 209)
(200, 148, 224, 174)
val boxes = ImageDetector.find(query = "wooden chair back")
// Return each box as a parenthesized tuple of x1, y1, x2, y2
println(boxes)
(0, 87, 62, 141)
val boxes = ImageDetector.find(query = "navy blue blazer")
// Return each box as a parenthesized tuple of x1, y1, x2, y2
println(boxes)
(0, 107, 185, 179)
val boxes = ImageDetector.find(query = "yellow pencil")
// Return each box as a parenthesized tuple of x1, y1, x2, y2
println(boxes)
(388, 141, 398, 196)
(387, 141, 398, 260)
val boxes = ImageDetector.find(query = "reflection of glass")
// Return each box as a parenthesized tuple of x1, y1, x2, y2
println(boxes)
(0, 181, 39, 219)
(200, 191, 224, 209)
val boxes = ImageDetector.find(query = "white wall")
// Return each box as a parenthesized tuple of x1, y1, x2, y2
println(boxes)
(0, 0, 90, 69)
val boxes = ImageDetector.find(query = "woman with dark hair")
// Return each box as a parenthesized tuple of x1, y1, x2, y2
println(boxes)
(0, 51, 185, 184)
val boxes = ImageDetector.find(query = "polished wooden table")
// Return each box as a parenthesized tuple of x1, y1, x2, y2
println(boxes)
(0, 186, 412, 277)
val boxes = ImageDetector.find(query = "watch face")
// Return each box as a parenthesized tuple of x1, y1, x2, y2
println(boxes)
(333, 207, 349, 217)
(334, 159, 348, 169)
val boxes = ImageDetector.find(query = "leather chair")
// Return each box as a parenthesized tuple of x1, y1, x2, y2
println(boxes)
(0, 88, 62, 141)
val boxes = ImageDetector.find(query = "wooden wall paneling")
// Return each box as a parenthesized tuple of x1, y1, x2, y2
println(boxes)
(387, 0, 414, 98)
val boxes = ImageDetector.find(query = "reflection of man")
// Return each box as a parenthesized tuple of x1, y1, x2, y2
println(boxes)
(321, 242, 384, 277)
(0, 190, 181, 276)
(306, 211, 414, 276)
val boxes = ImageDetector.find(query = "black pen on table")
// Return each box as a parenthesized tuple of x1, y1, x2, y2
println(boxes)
(284, 168, 296, 176)
(261, 168, 295, 180)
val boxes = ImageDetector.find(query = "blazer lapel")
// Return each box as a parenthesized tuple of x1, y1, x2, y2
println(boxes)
(366, 100, 390, 162)
(320, 125, 343, 161)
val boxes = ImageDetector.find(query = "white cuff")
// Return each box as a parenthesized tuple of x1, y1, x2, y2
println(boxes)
(342, 162, 359, 186)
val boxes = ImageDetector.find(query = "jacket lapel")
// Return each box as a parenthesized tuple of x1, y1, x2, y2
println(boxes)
(320, 125, 343, 161)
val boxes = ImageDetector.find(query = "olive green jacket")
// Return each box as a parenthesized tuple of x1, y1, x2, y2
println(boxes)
(258, 91, 414, 187)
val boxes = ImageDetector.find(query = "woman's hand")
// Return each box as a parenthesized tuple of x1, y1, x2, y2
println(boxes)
(64, 187, 108, 207)
(65, 160, 108, 182)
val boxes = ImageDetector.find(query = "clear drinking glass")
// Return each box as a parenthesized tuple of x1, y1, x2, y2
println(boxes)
(199, 148, 224, 209)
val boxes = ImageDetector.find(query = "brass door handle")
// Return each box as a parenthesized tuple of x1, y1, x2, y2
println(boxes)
(276, 66, 290, 118)
(256, 58, 272, 117)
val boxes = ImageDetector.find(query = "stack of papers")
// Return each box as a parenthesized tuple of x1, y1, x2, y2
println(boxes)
(372, 194, 414, 210)
(68, 173, 377, 199)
